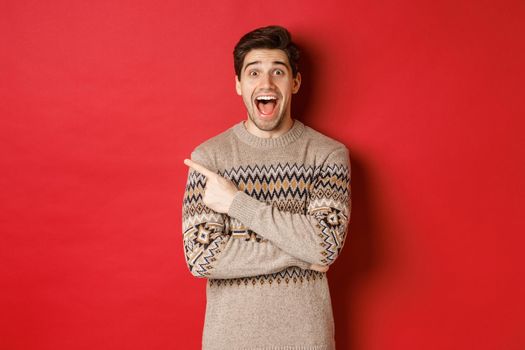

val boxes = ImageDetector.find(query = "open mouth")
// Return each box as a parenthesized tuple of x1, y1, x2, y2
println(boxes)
(255, 95, 278, 117)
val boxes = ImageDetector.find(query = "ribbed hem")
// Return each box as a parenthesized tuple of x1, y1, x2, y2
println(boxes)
(232, 118, 305, 149)
(227, 191, 261, 228)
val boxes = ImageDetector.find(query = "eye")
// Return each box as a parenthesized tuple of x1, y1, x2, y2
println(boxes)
(248, 70, 259, 77)
(274, 69, 284, 76)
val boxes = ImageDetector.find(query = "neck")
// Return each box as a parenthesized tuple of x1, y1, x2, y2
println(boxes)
(244, 115, 294, 139)
(233, 117, 305, 149)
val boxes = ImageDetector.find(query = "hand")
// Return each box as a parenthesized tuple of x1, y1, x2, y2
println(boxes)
(184, 158, 239, 214)
(309, 263, 329, 273)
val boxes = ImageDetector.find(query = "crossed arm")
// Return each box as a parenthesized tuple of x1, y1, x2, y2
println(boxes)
(182, 147, 351, 279)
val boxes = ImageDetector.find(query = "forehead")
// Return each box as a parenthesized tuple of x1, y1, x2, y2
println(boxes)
(242, 48, 290, 68)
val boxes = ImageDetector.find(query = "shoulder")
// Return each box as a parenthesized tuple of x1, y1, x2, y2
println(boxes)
(192, 126, 233, 154)
(190, 125, 235, 171)
(302, 124, 349, 162)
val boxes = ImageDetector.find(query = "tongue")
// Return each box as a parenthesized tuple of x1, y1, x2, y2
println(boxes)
(259, 101, 276, 115)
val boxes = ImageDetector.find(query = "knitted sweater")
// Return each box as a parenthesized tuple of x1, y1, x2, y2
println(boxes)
(182, 119, 351, 350)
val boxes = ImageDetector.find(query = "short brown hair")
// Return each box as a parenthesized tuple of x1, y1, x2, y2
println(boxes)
(233, 25, 300, 80)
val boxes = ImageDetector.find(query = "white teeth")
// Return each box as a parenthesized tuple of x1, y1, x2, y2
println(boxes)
(256, 96, 277, 101)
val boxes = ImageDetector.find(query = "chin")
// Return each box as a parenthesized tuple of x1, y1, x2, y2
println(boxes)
(251, 114, 283, 131)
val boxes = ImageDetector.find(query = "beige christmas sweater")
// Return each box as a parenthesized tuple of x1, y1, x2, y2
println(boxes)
(182, 119, 351, 350)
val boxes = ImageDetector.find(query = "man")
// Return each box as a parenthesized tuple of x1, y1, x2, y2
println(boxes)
(182, 25, 351, 350)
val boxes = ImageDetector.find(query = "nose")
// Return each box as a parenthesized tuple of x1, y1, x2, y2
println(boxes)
(260, 72, 274, 88)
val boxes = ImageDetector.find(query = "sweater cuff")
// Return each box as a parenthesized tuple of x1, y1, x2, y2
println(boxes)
(227, 191, 261, 229)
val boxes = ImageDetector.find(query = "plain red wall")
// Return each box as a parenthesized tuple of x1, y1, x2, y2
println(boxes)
(1, 1, 524, 349)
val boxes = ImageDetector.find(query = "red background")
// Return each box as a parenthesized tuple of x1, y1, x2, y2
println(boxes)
(2, 1, 524, 349)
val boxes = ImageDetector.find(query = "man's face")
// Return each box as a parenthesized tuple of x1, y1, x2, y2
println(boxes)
(235, 49, 301, 131)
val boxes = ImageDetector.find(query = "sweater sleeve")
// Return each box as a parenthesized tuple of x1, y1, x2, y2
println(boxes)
(182, 148, 311, 279)
(227, 145, 351, 267)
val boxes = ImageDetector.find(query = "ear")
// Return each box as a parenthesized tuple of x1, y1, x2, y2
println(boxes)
(292, 72, 301, 94)
(235, 75, 242, 96)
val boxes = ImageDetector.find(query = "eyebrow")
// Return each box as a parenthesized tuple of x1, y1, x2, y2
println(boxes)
(243, 60, 289, 72)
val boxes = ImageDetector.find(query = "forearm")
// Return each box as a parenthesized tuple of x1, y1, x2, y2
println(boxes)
(182, 160, 311, 279)
(186, 232, 310, 279)
(227, 192, 338, 265)
(227, 147, 351, 267)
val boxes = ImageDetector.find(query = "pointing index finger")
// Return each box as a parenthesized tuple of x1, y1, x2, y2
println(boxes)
(184, 158, 216, 178)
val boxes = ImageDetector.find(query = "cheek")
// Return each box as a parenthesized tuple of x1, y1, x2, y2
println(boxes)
(242, 86, 254, 99)
(242, 92, 253, 106)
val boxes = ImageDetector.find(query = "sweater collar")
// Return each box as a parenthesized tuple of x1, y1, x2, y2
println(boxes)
(232, 118, 305, 149)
